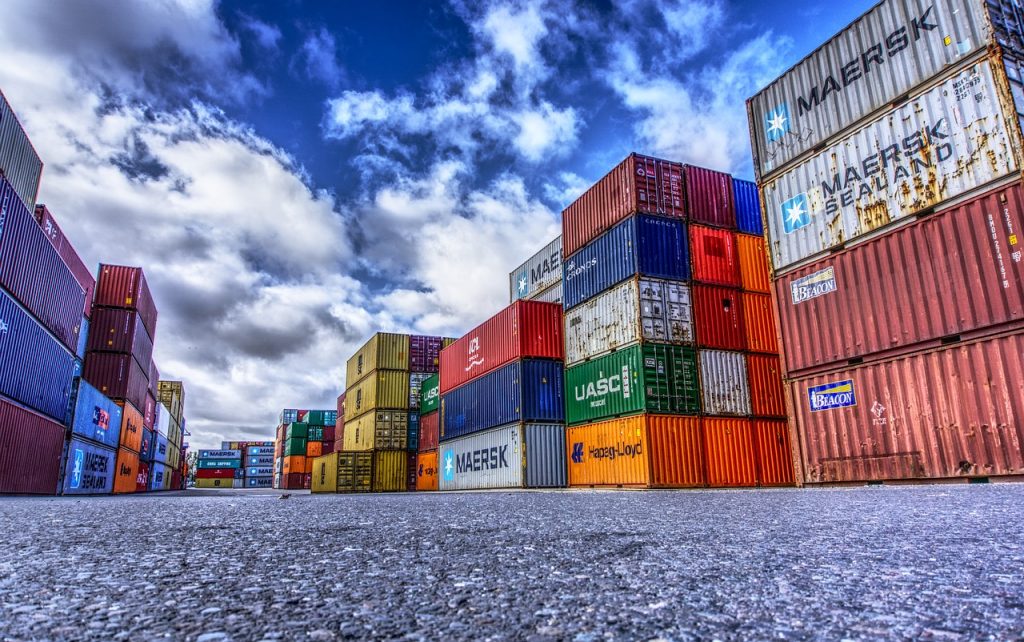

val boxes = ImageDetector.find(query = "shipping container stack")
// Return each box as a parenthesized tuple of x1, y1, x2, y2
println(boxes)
(415, 374, 440, 491)
(404, 335, 451, 491)
(195, 448, 241, 489)
(244, 443, 276, 488)
(438, 301, 567, 491)
(747, 0, 1024, 485)
(560, 153, 793, 489)
(157, 380, 187, 490)
(279, 411, 336, 490)
(272, 408, 297, 489)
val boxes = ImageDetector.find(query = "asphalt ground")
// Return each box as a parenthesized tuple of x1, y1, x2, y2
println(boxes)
(1, 484, 1022, 641)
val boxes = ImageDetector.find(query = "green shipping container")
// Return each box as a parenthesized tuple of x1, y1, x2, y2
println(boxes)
(308, 425, 324, 441)
(286, 422, 308, 439)
(565, 343, 700, 425)
(420, 373, 440, 415)
(284, 436, 307, 456)
(306, 410, 334, 426)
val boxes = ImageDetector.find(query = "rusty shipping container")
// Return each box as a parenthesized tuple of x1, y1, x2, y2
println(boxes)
(418, 411, 439, 452)
(689, 224, 740, 287)
(0, 396, 65, 494)
(112, 446, 140, 494)
(0, 89, 43, 211)
(344, 369, 410, 420)
(791, 331, 1024, 483)
(748, 0, 1024, 182)
(84, 352, 149, 414)
(761, 55, 1024, 274)
(562, 153, 685, 257)
(94, 265, 158, 338)
(684, 165, 736, 229)
(115, 401, 144, 453)
(775, 182, 1024, 377)
(416, 450, 439, 491)
(747, 354, 787, 418)
(87, 307, 154, 370)
(741, 292, 779, 354)
(343, 409, 409, 451)
(699, 350, 752, 416)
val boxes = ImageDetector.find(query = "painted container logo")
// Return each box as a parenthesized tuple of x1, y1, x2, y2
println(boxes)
(69, 448, 85, 489)
(791, 267, 837, 304)
(573, 365, 632, 408)
(442, 449, 455, 482)
(765, 103, 790, 143)
(808, 379, 857, 412)
(781, 192, 810, 233)
(465, 336, 484, 372)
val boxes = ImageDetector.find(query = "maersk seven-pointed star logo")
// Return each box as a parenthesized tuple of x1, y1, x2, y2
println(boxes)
(765, 103, 790, 143)
(781, 193, 811, 234)
(443, 450, 454, 482)
(517, 272, 528, 296)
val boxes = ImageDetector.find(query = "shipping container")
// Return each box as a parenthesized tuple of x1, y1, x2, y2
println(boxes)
(407, 413, 419, 451)
(409, 372, 432, 409)
(775, 182, 1024, 376)
(306, 410, 337, 426)
(689, 224, 740, 287)
(0, 90, 43, 211)
(85, 306, 153, 372)
(753, 419, 796, 487)
(699, 350, 752, 416)
(94, 265, 157, 338)
(69, 379, 123, 449)
(306, 441, 323, 458)
(33, 205, 96, 319)
(113, 447, 140, 494)
(246, 477, 273, 488)
(747, 0, 1024, 182)
(336, 451, 373, 492)
(195, 478, 234, 489)
(0, 396, 64, 494)
(149, 462, 168, 491)
(566, 415, 704, 488)
(409, 335, 445, 372)
(158, 380, 184, 423)
(733, 179, 763, 236)
(416, 450, 439, 491)
(420, 374, 439, 415)
(196, 459, 240, 469)
(344, 369, 410, 420)
(441, 360, 564, 440)
(197, 449, 241, 459)
(692, 285, 746, 351)
(245, 467, 274, 477)
(346, 333, 409, 387)
(342, 409, 409, 451)
(143, 391, 156, 431)
(282, 455, 306, 475)
(529, 281, 564, 304)
(83, 351, 149, 414)
(283, 437, 306, 457)
(152, 432, 169, 465)
(440, 300, 563, 392)
(139, 428, 155, 463)
(563, 154, 685, 257)
(76, 317, 89, 361)
(114, 401, 144, 453)
(564, 277, 694, 366)
(761, 56, 1024, 274)
(684, 165, 736, 229)
(701, 418, 757, 487)
(61, 437, 117, 495)
(439, 423, 566, 490)
(135, 461, 149, 493)
(747, 354, 786, 418)
(286, 423, 308, 440)
(565, 343, 700, 425)
(279, 409, 299, 425)
(563, 215, 690, 310)
(791, 331, 1024, 483)
(195, 468, 236, 479)
(336, 394, 345, 422)
(510, 236, 563, 301)
(419, 411, 439, 452)
(736, 234, 771, 294)
(741, 292, 779, 354)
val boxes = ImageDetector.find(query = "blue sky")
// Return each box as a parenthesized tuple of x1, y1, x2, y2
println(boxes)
(0, 0, 872, 448)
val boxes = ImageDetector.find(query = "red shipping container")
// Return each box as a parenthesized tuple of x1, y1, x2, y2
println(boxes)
(684, 165, 736, 229)
(791, 332, 1024, 484)
(323, 425, 336, 442)
(195, 468, 235, 479)
(143, 391, 156, 430)
(752, 419, 796, 487)
(693, 285, 745, 351)
(84, 351, 149, 414)
(94, 264, 158, 338)
(702, 417, 756, 487)
(689, 224, 740, 287)
(303, 473, 311, 489)
(0, 396, 64, 494)
(322, 441, 335, 455)
(34, 204, 96, 319)
(170, 469, 181, 490)
(336, 393, 345, 418)
(774, 182, 1024, 377)
(418, 411, 439, 451)
(562, 153, 685, 257)
(439, 300, 563, 392)
(86, 307, 154, 370)
(742, 292, 778, 354)
(136, 461, 150, 492)
(747, 354, 786, 418)
(736, 233, 770, 293)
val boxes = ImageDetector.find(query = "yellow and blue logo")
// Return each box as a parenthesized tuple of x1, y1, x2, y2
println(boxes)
(808, 379, 856, 412)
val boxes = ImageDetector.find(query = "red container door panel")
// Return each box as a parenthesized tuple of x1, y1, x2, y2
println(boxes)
(693, 285, 745, 351)
(752, 419, 796, 487)
(701, 418, 757, 487)
(747, 354, 786, 418)
(684, 165, 736, 229)
(690, 225, 741, 287)
(0, 397, 64, 494)
(742, 292, 778, 354)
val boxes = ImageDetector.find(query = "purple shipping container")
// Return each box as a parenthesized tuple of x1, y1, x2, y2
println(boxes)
(0, 177, 86, 351)
(34, 205, 96, 319)
(684, 165, 736, 229)
(0, 395, 65, 494)
(0, 287, 77, 421)
(409, 335, 444, 372)
(86, 306, 154, 370)
(82, 351, 149, 413)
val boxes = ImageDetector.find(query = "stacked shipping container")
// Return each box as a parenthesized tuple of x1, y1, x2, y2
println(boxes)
(157, 380, 187, 490)
(415, 374, 440, 491)
(275, 412, 336, 490)
(747, 0, 1024, 483)
(195, 449, 241, 489)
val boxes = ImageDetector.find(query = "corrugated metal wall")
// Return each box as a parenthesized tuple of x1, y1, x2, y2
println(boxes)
(699, 349, 752, 416)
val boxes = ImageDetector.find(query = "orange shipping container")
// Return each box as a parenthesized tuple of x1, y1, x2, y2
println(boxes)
(114, 401, 144, 453)
(747, 354, 786, 418)
(416, 450, 439, 491)
(113, 446, 140, 494)
(306, 441, 322, 457)
(736, 233, 770, 294)
(282, 455, 305, 475)
(304, 457, 313, 474)
(702, 418, 757, 488)
(741, 292, 778, 354)
(567, 415, 703, 488)
(753, 419, 796, 487)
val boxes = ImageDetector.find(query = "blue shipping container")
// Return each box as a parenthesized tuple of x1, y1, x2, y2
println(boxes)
(149, 462, 167, 491)
(139, 427, 155, 462)
(441, 359, 564, 441)
(246, 446, 275, 456)
(0, 287, 77, 421)
(153, 432, 170, 464)
(246, 454, 274, 466)
(245, 467, 274, 476)
(246, 477, 273, 488)
(407, 412, 419, 452)
(733, 178, 763, 236)
(76, 316, 89, 361)
(562, 215, 689, 309)
(70, 378, 123, 449)
(62, 437, 116, 495)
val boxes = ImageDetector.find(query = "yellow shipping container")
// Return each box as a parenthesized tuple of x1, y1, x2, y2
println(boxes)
(195, 478, 233, 489)
(343, 409, 408, 451)
(312, 452, 338, 493)
(372, 450, 408, 492)
(338, 451, 373, 492)
(346, 333, 409, 387)
(344, 369, 410, 420)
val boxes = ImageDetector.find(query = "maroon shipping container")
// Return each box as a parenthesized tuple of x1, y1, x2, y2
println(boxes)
(283, 472, 305, 489)
(323, 425, 336, 442)
(94, 265, 158, 338)
(83, 351, 149, 413)
(689, 224, 740, 287)
(693, 285, 745, 351)
(683, 165, 735, 229)
(86, 307, 154, 370)
(0, 178, 86, 351)
(170, 469, 181, 490)
(0, 395, 64, 494)
(303, 473, 311, 490)
(136, 461, 150, 493)
(322, 441, 335, 455)
(34, 205, 96, 319)
(407, 451, 417, 491)
(143, 391, 156, 430)
(148, 361, 159, 400)
(775, 182, 1024, 378)
(418, 412, 439, 451)
(791, 331, 1024, 484)
(562, 153, 685, 257)
(409, 335, 444, 372)
(439, 300, 563, 392)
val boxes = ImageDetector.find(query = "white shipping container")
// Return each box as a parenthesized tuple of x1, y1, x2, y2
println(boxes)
(530, 280, 563, 304)
(762, 56, 1024, 275)
(509, 236, 562, 302)
(564, 277, 694, 366)
(0, 91, 43, 211)
(699, 350, 752, 416)
(748, 0, 1024, 182)
(438, 422, 566, 490)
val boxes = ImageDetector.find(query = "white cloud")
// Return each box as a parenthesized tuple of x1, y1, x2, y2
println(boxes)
(295, 27, 344, 88)
(512, 103, 578, 162)
(480, 3, 547, 72)
(240, 14, 282, 51)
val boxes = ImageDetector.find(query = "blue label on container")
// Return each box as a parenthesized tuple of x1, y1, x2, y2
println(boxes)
(442, 449, 455, 482)
(790, 267, 837, 304)
(781, 192, 811, 234)
(807, 380, 856, 412)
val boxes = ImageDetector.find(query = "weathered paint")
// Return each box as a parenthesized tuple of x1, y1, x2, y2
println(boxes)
(311, 452, 338, 493)
(416, 450, 439, 491)
(438, 423, 566, 490)
(747, 354, 787, 418)
(94, 265, 157, 339)
(0, 397, 65, 494)
(371, 450, 408, 492)
(693, 285, 746, 350)
(742, 292, 779, 354)
(702, 418, 757, 487)
(420, 373, 440, 414)
(0, 90, 43, 211)
(733, 179, 764, 236)
(689, 224, 740, 287)
(510, 236, 562, 301)
(699, 350, 752, 416)
(344, 369, 410, 420)
(736, 233, 771, 294)
(752, 419, 797, 487)
(346, 333, 409, 387)
(684, 165, 736, 229)
(112, 447, 139, 494)
(342, 409, 409, 451)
